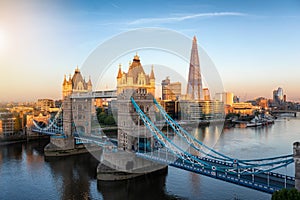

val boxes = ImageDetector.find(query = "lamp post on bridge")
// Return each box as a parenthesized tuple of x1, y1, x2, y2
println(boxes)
(294, 142, 300, 191)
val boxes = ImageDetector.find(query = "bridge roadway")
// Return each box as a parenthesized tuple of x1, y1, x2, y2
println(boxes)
(74, 134, 118, 151)
(136, 150, 295, 194)
(31, 127, 59, 135)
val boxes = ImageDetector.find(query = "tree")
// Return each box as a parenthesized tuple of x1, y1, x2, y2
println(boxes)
(96, 107, 104, 115)
(272, 188, 300, 200)
(97, 112, 107, 124)
(104, 115, 116, 125)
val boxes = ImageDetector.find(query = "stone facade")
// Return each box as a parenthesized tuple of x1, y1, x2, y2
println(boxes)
(62, 67, 92, 99)
(116, 55, 156, 151)
(62, 97, 73, 136)
(62, 67, 94, 136)
(294, 142, 300, 191)
(117, 90, 156, 151)
(116, 54, 155, 96)
(71, 97, 94, 135)
(49, 136, 74, 150)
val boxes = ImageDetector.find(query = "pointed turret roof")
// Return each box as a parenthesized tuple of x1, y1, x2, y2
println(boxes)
(72, 67, 86, 89)
(117, 64, 122, 79)
(88, 76, 92, 86)
(150, 65, 155, 79)
(127, 54, 145, 79)
(63, 74, 67, 85)
(129, 53, 142, 70)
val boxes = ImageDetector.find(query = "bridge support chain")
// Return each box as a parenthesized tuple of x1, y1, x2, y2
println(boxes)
(294, 142, 300, 191)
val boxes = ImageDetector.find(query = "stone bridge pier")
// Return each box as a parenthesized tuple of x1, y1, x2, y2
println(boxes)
(294, 142, 300, 191)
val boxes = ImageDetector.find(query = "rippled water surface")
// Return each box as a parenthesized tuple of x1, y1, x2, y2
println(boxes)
(0, 115, 299, 200)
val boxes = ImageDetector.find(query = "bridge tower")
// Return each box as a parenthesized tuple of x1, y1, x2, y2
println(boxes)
(66, 69, 93, 133)
(294, 142, 300, 191)
(62, 67, 93, 135)
(116, 54, 156, 151)
(45, 67, 94, 154)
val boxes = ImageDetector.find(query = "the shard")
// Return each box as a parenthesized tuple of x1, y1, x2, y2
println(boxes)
(186, 36, 202, 100)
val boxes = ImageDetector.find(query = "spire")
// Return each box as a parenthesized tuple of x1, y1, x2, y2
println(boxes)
(193, 35, 197, 42)
(88, 76, 92, 85)
(117, 64, 122, 79)
(186, 35, 202, 100)
(129, 53, 141, 70)
(87, 75, 92, 91)
(150, 65, 155, 79)
(63, 74, 67, 85)
(75, 65, 80, 73)
(133, 52, 140, 62)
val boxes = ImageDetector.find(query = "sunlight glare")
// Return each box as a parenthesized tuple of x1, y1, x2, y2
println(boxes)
(0, 29, 5, 52)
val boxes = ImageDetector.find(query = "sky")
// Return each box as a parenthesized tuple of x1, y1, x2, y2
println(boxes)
(0, 0, 299, 102)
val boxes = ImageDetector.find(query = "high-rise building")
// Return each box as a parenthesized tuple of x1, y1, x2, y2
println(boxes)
(178, 100, 224, 120)
(203, 88, 210, 101)
(37, 99, 55, 112)
(233, 96, 240, 103)
(179, 36, 225, 120)
(161, 77, 181, 100)
(215, 92, 234, 106)
(186, 36, 202, 100)
(161, 77, 170, 100)
(273, 87, 284, 105)
(257, 98, 268, 109)
(0, 111, 16, 138)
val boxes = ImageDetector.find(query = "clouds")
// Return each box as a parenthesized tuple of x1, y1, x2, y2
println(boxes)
(128, 12, 247, 25)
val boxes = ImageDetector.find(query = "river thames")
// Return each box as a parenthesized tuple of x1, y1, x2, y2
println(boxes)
(0, 114, 299, 200)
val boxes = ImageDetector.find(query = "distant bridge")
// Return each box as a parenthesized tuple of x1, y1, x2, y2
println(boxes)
(271, 110, 298, 117)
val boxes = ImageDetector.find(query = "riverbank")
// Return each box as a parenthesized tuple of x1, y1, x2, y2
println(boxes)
(0, 139, 27, 146)
(0, 135, 49, 145)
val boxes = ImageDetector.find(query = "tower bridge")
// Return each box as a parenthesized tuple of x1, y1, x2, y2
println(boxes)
(30, 43, 300, 194)
(31, 90, 299, 193)
(271, 110, 298, 117)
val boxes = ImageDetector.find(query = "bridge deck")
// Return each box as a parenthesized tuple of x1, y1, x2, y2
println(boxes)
(137, 151, 295, 194)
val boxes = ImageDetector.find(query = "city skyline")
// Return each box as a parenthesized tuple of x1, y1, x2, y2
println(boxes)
(0, 0, 299, 102)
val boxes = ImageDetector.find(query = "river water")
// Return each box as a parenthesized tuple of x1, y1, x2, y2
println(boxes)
(0, 114, 299, 200)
